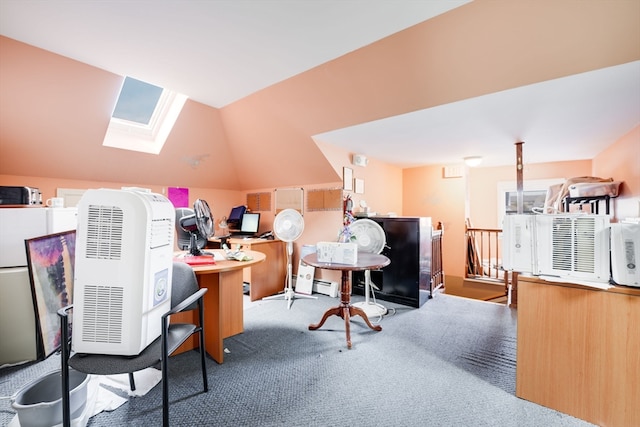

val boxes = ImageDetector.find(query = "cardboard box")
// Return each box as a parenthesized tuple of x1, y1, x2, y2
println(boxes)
(316, 242, 358, 265)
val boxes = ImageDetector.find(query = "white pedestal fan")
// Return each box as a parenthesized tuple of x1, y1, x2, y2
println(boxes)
(350, 218, 388, 318)
(263, 209, 316, 309)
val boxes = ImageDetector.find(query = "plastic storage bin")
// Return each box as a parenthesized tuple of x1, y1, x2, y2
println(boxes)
(11, 369, 89, 427)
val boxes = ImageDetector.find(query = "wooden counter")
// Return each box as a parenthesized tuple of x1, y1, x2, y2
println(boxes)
(516, 276, 640, 427)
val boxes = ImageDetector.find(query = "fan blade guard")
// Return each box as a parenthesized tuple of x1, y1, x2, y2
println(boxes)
(194, 198, 214, 239)
(350, 219, 386, 254)
(273, 209, 304, 242)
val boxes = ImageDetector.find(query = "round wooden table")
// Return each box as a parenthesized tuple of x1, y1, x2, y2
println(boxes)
(302, 252, 390, 348)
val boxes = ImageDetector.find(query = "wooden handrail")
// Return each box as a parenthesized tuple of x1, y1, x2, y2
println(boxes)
(431, 224, 444, 293)
(465, 222, 518, 306)
(466, 227, 502, 280)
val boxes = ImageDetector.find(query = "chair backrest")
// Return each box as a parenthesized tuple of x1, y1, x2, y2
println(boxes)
(171, 262, 200, 311)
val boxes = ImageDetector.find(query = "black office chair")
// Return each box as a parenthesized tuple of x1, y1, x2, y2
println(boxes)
(58, 262, 208, 427)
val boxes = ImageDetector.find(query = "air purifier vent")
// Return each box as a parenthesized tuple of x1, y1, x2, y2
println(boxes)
(85, 205, 124, 260)
(81, 285, 124, 344)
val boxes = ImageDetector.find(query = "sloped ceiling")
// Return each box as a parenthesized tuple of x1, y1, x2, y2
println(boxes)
(1, 1, 638, 190)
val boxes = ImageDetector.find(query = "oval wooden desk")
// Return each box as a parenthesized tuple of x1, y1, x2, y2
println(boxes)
(302, 253, 390, 349)
(173, 250, 265, 364)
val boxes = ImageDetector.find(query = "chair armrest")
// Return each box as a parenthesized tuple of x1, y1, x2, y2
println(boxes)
(58, 304, 74, 318)
(162, 288, 207, 320)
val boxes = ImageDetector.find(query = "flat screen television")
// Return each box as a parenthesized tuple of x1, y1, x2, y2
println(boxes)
(227, 205, 246, 230)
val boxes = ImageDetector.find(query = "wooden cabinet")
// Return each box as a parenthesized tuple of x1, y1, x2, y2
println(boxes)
(516, 277, 640, 427)
(209, 238, 286, 301)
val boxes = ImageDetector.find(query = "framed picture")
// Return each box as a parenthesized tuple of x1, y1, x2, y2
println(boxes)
(355, 178, 365, 194)
(343, 167, 353, 191)
(25, 230, 76, 360)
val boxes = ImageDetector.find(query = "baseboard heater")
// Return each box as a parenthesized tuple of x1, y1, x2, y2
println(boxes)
(312, 279, 339, 298)
(293, 277, 339, 298)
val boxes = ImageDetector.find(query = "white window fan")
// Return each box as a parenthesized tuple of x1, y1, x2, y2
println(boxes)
(263, 209, 316, 309)
(350, 218, 388, 318)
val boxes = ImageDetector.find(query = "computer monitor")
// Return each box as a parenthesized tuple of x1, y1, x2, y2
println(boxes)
(238, 212, 260, 235)
(227, 205, 246, 230)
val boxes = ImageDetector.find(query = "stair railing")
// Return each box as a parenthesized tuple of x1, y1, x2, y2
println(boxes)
(465, 221, 517, 305)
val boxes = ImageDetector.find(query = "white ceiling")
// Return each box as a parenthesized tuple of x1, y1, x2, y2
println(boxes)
(1, 0, 638, 168)
(315, 61, 640, 167)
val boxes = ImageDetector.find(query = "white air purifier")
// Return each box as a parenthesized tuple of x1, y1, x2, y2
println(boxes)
(535, 214, 610, 283)
(73, 188, 175, 355)
(610, 222, 640, 287)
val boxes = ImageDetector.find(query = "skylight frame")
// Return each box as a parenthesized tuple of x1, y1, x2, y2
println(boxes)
(103, 78, 187, 155)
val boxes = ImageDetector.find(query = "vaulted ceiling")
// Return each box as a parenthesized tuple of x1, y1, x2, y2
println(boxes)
(1, 1, 638, 189)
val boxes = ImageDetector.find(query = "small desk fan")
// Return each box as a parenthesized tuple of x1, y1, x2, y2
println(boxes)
(350, 218, 388, 317)
(180, 199, 214, 256)
(264, 208, 316, 309)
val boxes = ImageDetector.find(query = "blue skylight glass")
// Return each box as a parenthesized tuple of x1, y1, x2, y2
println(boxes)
(112, 77, 163, 125)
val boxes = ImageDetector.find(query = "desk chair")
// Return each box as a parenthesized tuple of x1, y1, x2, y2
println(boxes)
(58, 262, 208, 427)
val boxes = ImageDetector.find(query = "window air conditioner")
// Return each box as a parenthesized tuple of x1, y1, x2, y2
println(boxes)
(502, 214, 536, 274)
(503, 213, 611, 284)
(535, 214, 610, 283)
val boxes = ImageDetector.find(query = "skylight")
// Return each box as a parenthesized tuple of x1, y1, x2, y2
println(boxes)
(112, 77, 163, 125)
(103, 76, 187, 154)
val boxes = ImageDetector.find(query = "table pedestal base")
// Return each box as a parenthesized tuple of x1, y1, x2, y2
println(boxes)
(308, 270, 381, 348)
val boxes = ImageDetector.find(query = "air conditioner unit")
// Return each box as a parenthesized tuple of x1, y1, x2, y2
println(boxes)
(535, 214, 610, 283)
(72, 188, 175, 355)
(502, 214, 536, 274)
(610, 222, 640, 287)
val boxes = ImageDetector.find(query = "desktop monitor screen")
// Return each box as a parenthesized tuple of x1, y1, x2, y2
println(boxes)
(227, 205, 246, 229)
(240, 213, 260, 234)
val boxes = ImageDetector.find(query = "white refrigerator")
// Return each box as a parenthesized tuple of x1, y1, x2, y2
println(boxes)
(0, 207, 77, 366)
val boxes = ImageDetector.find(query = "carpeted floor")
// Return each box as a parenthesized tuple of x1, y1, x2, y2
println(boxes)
(0, 292, 595, 426)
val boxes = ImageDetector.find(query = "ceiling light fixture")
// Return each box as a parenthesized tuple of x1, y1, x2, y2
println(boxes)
(464, 156, 483, 167)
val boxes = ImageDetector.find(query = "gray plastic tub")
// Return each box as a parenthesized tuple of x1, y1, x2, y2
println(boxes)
(12, 369, 89, 427)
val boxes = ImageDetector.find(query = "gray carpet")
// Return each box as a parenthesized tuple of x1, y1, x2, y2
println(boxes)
(1, 293, 595, 426)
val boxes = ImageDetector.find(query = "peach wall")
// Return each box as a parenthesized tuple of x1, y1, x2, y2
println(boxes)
(0, 37, 246, 190)
(0, 174, 245, 236)
(592, 125, 640, 220)
(3, 1, 639, 192)
(315, 141, 403, 216)
(403, 165, 466, 279)
(401, 158, 609, 281)
(468, 159, 592, 228)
